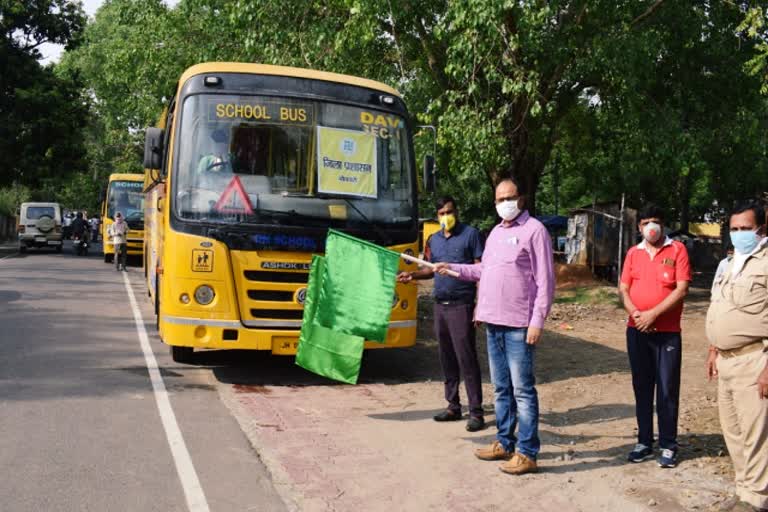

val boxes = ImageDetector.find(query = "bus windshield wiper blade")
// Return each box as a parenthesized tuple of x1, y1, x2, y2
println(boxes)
(342, 199, 392, 246)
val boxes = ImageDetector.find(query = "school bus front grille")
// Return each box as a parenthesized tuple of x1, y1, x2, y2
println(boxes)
(250, 309, 304, 320)
(247, 290, 295, 301)
(231, 254, 311, 328)
(244, 270, 309, 283)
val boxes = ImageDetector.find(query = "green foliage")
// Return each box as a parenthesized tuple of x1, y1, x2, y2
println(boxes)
(45, 172, 102, 212)
(59, 0, 768, 230)
(537, 1, 768, 227)
(0, 184, 32, 216)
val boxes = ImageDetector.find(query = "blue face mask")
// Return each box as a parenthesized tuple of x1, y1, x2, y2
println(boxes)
(731, 230, 760, 255)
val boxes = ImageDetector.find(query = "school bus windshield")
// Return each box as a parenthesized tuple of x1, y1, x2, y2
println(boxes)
(174, 94, 415, 226)
(107, 181, 144, 224)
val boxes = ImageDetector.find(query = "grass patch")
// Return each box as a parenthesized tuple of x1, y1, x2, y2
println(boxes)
(555, 286, 618, 306)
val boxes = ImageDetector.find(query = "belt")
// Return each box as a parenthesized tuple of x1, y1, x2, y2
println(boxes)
(716, 341, 766, 359)
(435, 299, 474, 306)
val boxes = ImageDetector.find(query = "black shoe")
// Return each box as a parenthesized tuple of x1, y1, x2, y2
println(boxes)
(627, 443, 654, 463)
(466, 416, 485, 432)
(658, 448, 678, 468)
(433, 409, 463, 422)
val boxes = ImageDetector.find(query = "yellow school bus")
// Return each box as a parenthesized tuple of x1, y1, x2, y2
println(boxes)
(142, 63, 432, 363)
(101, 173, 145, 262)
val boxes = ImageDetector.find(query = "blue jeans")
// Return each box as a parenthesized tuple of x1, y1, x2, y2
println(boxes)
(486, 324, 540, 460)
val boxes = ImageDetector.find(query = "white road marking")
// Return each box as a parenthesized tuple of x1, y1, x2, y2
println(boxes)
(122, 272, 211, 512)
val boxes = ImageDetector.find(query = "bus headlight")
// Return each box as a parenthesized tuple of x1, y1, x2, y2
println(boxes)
(194, 285, 215, 305)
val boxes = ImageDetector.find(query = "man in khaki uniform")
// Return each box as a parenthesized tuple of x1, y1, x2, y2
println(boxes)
(707, 201, 768, 512)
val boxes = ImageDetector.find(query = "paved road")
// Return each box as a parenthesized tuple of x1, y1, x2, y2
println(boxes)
(0, 242, 285, 512)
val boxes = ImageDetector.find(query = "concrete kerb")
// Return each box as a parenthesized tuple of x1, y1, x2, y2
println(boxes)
(217, 384, 302, 512)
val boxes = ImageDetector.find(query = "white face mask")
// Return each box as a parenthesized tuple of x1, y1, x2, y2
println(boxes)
(642, 222, 662, 244)
(496, 199, 520, 221)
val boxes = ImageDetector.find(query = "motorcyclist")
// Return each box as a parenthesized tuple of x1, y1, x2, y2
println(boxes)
(71, 212, 89, 241)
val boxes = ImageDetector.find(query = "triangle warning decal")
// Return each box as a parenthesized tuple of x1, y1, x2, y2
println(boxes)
(214, 175, 254, 215)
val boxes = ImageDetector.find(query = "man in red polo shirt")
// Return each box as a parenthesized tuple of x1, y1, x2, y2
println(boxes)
(619, 204, 691, 469)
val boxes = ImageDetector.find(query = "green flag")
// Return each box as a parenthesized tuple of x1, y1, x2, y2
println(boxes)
(296, 230, 401, 384)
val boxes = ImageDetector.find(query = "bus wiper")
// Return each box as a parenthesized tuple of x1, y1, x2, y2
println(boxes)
(342, 199, 393, 246)
(208, 227, 251, 248)
(254, 208, 332, 225)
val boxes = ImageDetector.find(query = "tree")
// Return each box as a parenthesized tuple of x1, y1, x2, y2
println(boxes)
(64, 0, 768, 229)
(0, 0, 87, 190)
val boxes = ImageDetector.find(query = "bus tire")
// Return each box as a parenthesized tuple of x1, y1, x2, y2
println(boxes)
(170, 346, 193, 364)
(104, 253, 113, 263)
(154, 275, 160, 315)
(155, 275, 161, 331)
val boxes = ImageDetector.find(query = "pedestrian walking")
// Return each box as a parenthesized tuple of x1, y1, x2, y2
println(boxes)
(436, 177, 555, 476)
(108, 211, 128, 271)
(706, 201, 768, 512)
(619, 204, 691, 468)
(397, 197, 485, 432)
(89, 215, 100, 243)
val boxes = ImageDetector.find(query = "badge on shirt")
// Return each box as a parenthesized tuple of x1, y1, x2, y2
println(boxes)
(507, 236, 519, 246)
(662, 258, 675, 267)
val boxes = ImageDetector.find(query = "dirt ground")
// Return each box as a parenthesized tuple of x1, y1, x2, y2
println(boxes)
(211, 278, 736, 512)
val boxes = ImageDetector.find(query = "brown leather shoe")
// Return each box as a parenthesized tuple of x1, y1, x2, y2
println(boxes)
(499, 453, 538, 475)
(474, 440, 513, 461)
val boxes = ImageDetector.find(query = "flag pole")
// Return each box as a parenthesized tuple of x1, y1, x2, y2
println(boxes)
(400, 253, 460, 278)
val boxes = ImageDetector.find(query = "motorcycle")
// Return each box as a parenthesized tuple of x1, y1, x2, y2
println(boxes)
(73, 232, 89, 256)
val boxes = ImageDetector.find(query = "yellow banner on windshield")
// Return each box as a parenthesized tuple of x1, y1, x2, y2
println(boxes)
(316, 126, 377, 198)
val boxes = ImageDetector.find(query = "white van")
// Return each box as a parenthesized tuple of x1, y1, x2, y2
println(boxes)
(17, 202, 63, 253)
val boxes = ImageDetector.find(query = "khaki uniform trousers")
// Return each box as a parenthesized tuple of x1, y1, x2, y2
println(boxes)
(717, 349, 768, 509)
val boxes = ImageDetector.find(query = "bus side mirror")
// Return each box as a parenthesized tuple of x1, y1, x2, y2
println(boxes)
(97, 189, 105, 203)
(422, 155, 435, 193)
(143, 128, 165, 171)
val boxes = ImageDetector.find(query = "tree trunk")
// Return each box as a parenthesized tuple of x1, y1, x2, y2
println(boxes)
(679, 171, 690, 232)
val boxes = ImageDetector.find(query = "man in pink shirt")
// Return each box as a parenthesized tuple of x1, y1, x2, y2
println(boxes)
(437, 177, 555, 475)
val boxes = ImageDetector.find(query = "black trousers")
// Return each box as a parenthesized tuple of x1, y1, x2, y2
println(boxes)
(434, 303, 483, 417)
(626, 327, 682, 450)
(114, 243, 128, 269)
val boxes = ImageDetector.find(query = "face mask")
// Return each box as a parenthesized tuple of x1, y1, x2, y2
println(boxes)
(439, 213, 456, 232)
(496, 199, 520, 221)
(731, 230, 760, 255)
(642, 222, 662, 244)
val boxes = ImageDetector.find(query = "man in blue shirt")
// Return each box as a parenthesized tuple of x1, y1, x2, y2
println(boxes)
(398, 197, 485, 431)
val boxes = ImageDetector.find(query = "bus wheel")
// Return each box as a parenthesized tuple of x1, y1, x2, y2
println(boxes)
(104, 253, 113, 263)
(155, 275, 162, 332)
(170, 346, 194, 364)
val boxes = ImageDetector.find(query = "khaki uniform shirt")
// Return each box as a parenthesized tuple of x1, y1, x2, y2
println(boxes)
(707, 244, 768, 351)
